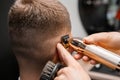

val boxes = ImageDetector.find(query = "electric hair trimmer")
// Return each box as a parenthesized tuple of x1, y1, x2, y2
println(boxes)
(40, 35, 120, 80)
(61, 35, 120, 71)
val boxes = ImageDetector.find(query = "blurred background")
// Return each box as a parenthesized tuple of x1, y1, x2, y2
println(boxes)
(0, 0, 18, 80)
(60, 0, 120, 79)
(0, 0, 120, 80)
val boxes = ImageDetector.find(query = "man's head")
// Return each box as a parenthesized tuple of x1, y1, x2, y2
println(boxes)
(9, 0, 71, 69)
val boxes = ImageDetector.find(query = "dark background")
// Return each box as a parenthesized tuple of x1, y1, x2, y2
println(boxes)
(0, 0, 19, 80)
(79, 0, 120, 77)
(79, 0, 120, 35)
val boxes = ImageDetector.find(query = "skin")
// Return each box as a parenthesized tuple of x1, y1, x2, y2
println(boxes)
(54, 43, 91, 80)
(77, 32, 120, 64)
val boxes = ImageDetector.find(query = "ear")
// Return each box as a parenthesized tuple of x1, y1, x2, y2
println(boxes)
(52, 49, 60, 63)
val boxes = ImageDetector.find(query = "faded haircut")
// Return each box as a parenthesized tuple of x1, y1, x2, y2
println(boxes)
(8, 0, 71, 67)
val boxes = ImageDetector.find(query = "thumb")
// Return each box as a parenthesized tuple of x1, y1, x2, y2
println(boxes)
(83, 32, 108, 45)
(57, 43, 78, 67)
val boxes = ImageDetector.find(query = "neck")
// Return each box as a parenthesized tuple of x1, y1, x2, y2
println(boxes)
(18, 57, 43, 80)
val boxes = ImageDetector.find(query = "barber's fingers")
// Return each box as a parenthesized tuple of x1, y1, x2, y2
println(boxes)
(57, 67, 69, 76)
(67, 47, 73, 53)
(82, 56, 90, 62)
(90, 60, 98, 65)
(73, 53, 83, 60)
(83, 35, 97, 44)
(57, 43, 80, 67)
(54, 74, 66, 80)
(83, 32, 108, 45)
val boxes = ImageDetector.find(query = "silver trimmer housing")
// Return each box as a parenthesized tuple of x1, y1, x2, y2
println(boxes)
(71, 38, 120, 70)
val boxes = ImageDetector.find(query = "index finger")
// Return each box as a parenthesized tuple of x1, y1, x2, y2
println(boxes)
(57, 43, 79, 67)
(83, 32, 108, 45)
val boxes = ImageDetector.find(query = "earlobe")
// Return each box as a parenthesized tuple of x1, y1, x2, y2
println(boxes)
(52, 51, 60, 64)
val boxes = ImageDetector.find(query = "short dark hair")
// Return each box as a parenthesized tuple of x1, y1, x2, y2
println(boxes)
(8, 0, 71, 67)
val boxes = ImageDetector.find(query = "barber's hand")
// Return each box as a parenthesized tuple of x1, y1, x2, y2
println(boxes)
(54, 43, 91, 80)
(81, 32, 120, 64)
